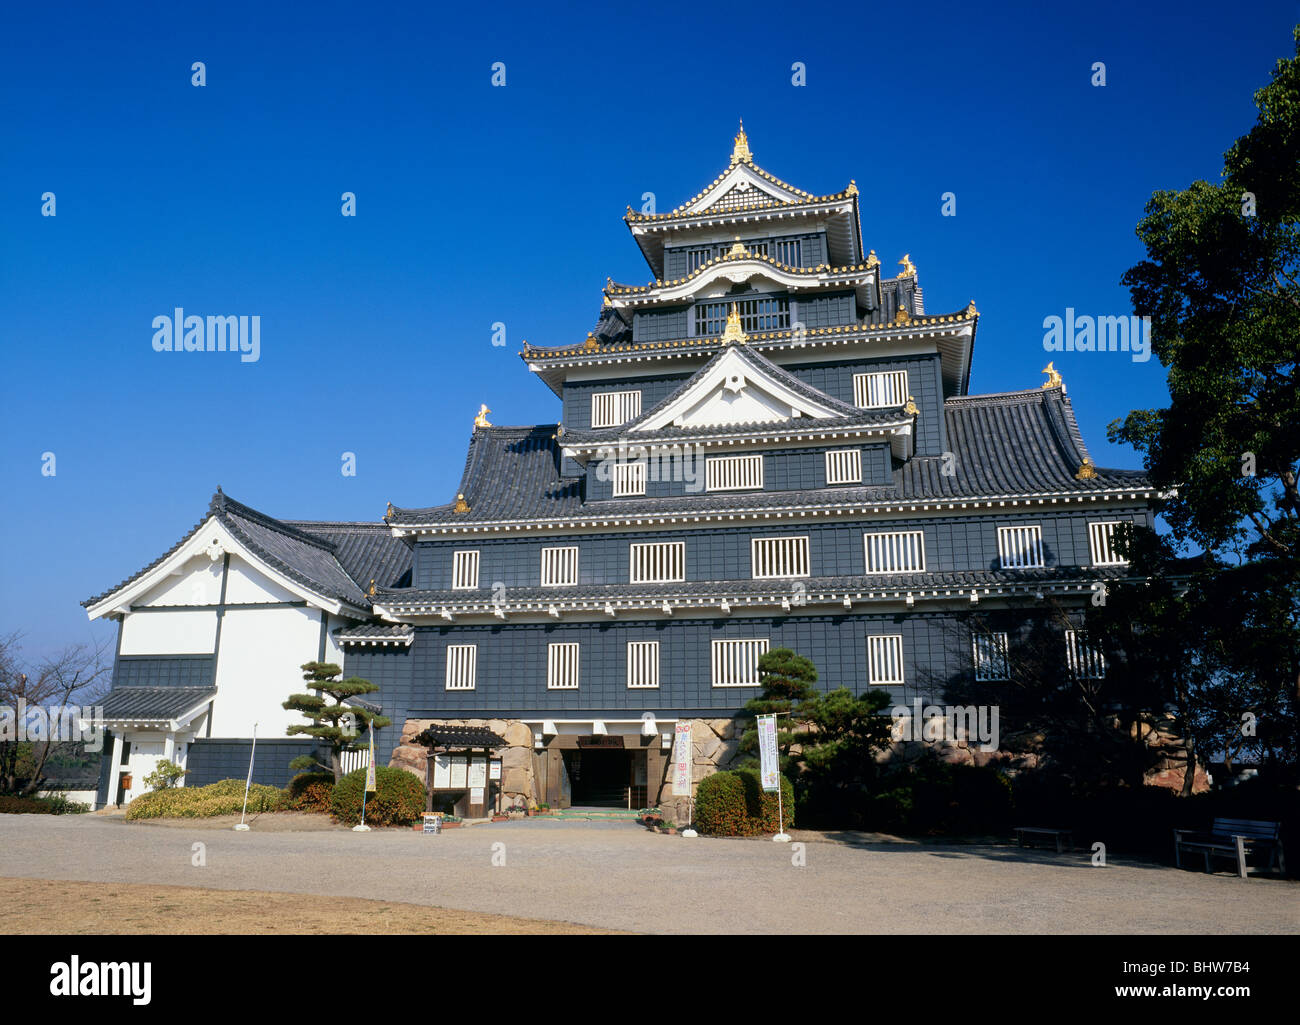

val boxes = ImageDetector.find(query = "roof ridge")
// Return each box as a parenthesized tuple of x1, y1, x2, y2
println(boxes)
(946, 386, 1056, 405)
(216, 494, 339, 552)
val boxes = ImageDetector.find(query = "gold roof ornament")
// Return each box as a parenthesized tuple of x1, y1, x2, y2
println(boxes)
(904, 395, 919, 416)
(894, 306, 912, 325)
(722, 303, 747, 346)
(583, 333, 599, 351)
(474, 403, 492, 428)
(1076, 457, 1098, 480)
(368, 579, 376, 597)
(728, 237, 749, 258)
(731, 119, 752, 164)
(454, 493, 470, 514)
(964, 299, 978, 318)
(1041, 362, 1063, 389)
(845, 179, 858, 196)
(898, 253, 917, 278)
(385, 501, 393, 521)
(864, 249, 880, 269)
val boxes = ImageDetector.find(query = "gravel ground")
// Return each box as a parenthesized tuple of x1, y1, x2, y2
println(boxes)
(2, 814, 1295, 934)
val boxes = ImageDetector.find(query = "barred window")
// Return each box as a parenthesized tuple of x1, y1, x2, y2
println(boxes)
(626, 641, 660, 689)
(686, 249, 712, 273)
(540, 546, 579, 587)
(613, 461, 646, 497)
(547, 642, 580, 689)
(863, 530, 925, 573)
(997, 525, 1044, 569)
(629, 541, 685, 583)
(772, 238, 802, 266)
(591, 390, 642, 429)
(867, 635, 905, 685)
(972, 632, 1010, 681)
(694, 296, 789, 335)
(1065, 630, 1106, 679)
(445, 645, 477, 690)
(451, 550, 479, 590)
(853, 370, 908, 408)
(711, 638, 769, 687)
(1088, 521, 1128, 566)
(825, 448, 863, 485)
(751, 536, 810, 578)
(706, 454, 763, 491)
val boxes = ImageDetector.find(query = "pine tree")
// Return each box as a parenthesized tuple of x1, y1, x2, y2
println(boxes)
(734, 647, 818, 774)
(283, 662, 391, 782)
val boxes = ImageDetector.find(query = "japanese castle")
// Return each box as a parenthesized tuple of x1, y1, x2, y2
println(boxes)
(83, 125, 1155, 812)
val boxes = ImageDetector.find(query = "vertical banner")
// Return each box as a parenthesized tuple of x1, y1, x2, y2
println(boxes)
(672, 720, 692, 796)
(757, 713, 779, 792)
(364, 722, 377, 793)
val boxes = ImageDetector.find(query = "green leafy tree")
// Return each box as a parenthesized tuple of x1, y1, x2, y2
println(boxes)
(283, 662, 391, 782)
(1105, 30, 1300, 782)
(734, 647, 818, 773)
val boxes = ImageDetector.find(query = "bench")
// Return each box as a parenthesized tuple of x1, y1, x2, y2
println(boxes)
(1014, 826, 1074, 853)
(1173, 818, 1286, 879)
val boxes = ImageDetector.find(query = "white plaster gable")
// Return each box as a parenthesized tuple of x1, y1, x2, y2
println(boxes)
(632, 347, 844, 431)
(686, 163, 804, 214)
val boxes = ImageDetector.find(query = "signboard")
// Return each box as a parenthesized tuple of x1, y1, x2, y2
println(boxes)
(489, 759, 502, 781)
(757, 714, 780, 792)
(470, 787, 485, 804)
(432, 754, 451, 789)
(672, 721, 692, 796)
(577, 735, 624, 748)
(449, 756, 468, 789)
(467, 758, 487, 789)
(422, 813, 442, 834)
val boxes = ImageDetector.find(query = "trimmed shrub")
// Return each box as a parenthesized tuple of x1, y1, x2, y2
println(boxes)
(734, 769, 796, 834)
(330, 766, 426, 827)
(125, 778, 286, 820)
(0, 794, 89, 815)
(285, 772, 335, 813)
(695, 771, 750, 836)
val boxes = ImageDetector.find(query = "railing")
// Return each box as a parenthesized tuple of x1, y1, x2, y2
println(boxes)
(340, 749, 368, 774)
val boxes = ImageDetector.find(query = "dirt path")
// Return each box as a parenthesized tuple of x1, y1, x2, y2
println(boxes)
(3, 877, 620, 934)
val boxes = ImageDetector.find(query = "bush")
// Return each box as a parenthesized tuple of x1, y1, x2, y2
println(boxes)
(285, 772, 335, 813)
(142, 759, 188, 791)
(125, 778, 286, 820)
(330, 766, 426, 827)
(695, 770, 796, 836)
(859, 756, 1013, 835)
(0, 793, 89, 815)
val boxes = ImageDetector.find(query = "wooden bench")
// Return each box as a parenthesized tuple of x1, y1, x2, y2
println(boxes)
(1174, 818, 1285, 879)
(1014, 826, 1074, 853)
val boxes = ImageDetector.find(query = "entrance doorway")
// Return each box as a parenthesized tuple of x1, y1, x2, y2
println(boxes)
(563, 748, 647, 807)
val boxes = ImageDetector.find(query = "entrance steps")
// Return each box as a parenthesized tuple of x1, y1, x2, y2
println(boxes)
(552, 806, 646, 821)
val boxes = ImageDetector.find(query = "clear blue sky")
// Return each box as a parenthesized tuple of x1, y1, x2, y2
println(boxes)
(2, 0, 1296, 657)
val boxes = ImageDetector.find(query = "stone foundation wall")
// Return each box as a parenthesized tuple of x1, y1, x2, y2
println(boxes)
(656, 718, 741, 823)
(390, 718, 540, 810)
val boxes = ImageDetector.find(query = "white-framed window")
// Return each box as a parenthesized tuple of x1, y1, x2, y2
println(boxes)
(853, 370, 908, 408)
(1065, 630, 1106, 679)
(1088, 521, 1128, 566)
(451, 550, 480, 590)
(629, 541, 686, 583)
(590, 390, 642, 429)
(751, 536, 810, 579)
(825, 448, 863, 485)
(864, 530, 926, 573)
(711, 638, 769, 687)
(998, 524, 1044, 569)
(626, 641, 660, 689)
(445, 644, 477, 690)
(706, 453, 764, 491)
(972, 632, 1010, 681)
(867, 635, 905, 685)
(613, 460, 646, 497)
(547, 642, 580, 689)
(540, 546, 579, 587)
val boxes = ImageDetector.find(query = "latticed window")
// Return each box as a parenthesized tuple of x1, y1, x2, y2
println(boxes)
(686, 249, 712, 273)
(772, 239, 801, 265)
(867, 635, 905, 685)
(1088, 521, 1128, 565)
(997, 525, 1044, 569)
(863, 530, 925, 573)
(613, 461, 646, 497)
(825, 448, 863, 485)
(1065, 630, 1106, 679)
(751, 536, 810, 579)
(626, 641, 660, 689)
(853, 370, 908, 408)
(591, 390, 641, 428)
(706, 454, 763, 491)
(547, 642, 580, 689)
(445, 645, 477, 690)
(694, 296, 789, 335)
(540, 546, 579, 586)
(972, 632, 1010, 681)
(451, 550, 479, 590)
(711, 638, 769, 687)
(629, 541, 685, 583)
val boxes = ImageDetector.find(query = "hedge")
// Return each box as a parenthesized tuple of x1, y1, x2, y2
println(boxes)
(0, 794, 89, 815)
(125, 778, 286, 820)
(695, 770, 795, 836)
(285, 772, 335, 813)
(330, 766, 426, 827)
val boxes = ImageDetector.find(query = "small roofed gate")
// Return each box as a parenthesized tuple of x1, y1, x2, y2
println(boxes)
(414, 724, 507, 820)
